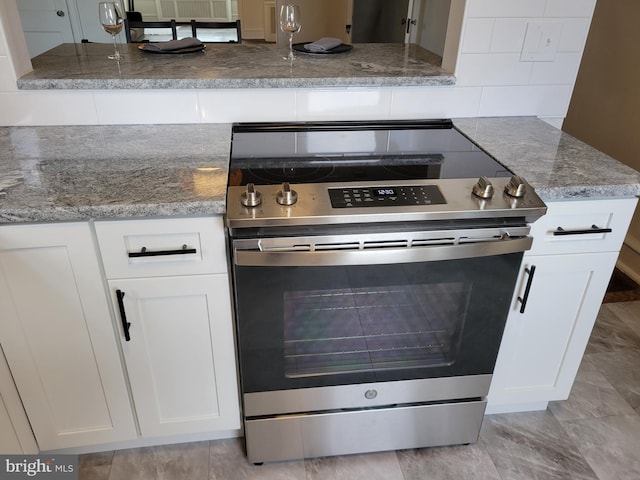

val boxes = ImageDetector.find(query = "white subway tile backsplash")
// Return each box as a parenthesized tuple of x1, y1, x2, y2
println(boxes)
(456, 53, 533, 86)
(198, 89, 296, 123)
(461, 18, 494, 53)
(479, 85, 573, 117)
(0, 91, 99, 126)
(544, 0, 597, 18)
(491, 19, 528, 53)
(94, 91, 200, 124)
(296, 88, 392, 121)
(557, 19, 591, 52)
(465, 0, 546, 18)
(389, 86, 483, 118)
(530, 52, 582, 85)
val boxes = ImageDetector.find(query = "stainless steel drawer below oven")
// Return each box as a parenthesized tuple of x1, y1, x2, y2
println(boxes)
(244, 399, 487, 464)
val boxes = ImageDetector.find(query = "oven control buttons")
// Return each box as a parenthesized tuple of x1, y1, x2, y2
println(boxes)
(504, 175, 528, 198)
(240, 183, 262, 207)
(364, 389, 378, 400)
(472, 176, 495, 199)
(276, 182, 298, 206)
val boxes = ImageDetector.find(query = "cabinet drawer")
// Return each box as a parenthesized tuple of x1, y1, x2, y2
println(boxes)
(529, 198, 637, 255)
(95, 217, 227, 279)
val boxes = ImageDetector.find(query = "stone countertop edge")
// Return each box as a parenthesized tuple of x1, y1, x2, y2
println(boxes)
(1, 118, 639, 224)
(17, 76, 456, 90)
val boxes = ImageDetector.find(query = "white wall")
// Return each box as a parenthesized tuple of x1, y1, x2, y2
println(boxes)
(0, 0, 596, 126)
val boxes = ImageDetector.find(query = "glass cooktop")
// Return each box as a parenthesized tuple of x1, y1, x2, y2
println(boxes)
(229, 120, 512, 186)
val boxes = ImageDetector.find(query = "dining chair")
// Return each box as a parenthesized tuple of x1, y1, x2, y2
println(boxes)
(124, 19, 178, 43)
(189, 19, 242, 43)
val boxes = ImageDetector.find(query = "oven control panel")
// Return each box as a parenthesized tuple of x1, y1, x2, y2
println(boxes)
(329, 185, 446, 208)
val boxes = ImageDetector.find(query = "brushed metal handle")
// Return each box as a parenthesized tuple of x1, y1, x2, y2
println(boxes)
(235, 236, 532, 267)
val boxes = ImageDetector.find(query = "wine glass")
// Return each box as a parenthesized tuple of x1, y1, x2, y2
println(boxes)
(99, 2, 125, 60)
(279, 4, 301, 61)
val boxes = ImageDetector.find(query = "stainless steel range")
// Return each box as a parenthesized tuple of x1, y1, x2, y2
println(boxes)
(226, 120, 546, 464)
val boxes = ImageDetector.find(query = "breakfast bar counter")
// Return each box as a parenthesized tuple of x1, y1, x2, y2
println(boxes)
(17, 42, 454, 90)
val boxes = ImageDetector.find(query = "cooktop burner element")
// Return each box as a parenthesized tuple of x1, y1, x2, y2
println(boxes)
(239, 166, 336, 184)
(226, 120, 547, 229)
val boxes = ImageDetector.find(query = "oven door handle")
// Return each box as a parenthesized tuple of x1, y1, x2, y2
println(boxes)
(234, 236, 532, 266)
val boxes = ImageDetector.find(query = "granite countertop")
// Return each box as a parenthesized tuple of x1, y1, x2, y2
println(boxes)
(454, 117, 640, 200)
(17, 42, 453, 90)
(1, 117, 639, 224)
(0, 124, 230, 222)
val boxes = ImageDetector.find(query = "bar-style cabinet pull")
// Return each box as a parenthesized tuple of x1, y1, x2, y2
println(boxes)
(128, 244, 197, 258)
(553, 225, 612, 236)
(517, 265, 536, 314)
(116, 289, 131, 341)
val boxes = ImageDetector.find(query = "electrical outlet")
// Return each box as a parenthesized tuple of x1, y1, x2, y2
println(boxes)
(520, 21, 563, 62)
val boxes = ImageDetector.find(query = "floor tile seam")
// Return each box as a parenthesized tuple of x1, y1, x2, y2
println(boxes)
(586, 347, 640, 366)
(385, 449, 413, 480)
(106, 461, 113, 480)
(556, 412, 640, 430)
(554, 413, 640, 480)
(469, 436, 508, 480)
(207, 440, 213, 480)
(586, 348, 640, 404)
(619, 313, 640, 338)
(604, 304, 640, 344)
(540, 419, 602, 480)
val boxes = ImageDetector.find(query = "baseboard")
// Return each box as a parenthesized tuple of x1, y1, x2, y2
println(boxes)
(41, 428, 243, 455)
(484, 401, 549, 415)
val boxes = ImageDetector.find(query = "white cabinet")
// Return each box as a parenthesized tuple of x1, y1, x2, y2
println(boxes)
(487, 198, 638, 413)
(95, 217, 240, 438)
(0, 223, 137, 450)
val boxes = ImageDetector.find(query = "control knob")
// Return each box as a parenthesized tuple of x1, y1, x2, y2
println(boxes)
(240, 183, 262, 207)
(276, 182, 298, 206)
(504, 175, 527, 198)
(472, 176, 495, 199)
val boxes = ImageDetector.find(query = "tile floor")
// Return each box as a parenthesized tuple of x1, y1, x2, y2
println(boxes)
(79, 301, 640, 480)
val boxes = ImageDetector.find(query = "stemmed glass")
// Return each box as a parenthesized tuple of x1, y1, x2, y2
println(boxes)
(99, 2, 125, 60)
(279, 4, 301, 61)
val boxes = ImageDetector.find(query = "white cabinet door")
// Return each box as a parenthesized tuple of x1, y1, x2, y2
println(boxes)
(488, 251, 618, 410)
(16, 0, 79, 57)
(110, 274, 240, 438)
(0, 223, 137, 450)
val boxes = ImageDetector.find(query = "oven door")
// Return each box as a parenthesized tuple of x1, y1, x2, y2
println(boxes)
(231, 227, 529, 395)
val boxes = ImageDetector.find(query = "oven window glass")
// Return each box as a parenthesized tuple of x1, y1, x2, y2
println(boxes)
(233, 252, 522, 393)
(283, 282, 470, 378)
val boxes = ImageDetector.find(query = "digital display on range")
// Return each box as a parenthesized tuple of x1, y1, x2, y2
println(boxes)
(329, 185, 447, 208)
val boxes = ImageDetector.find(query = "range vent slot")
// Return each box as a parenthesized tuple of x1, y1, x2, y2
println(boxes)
(244, 227, 529, 254)
(363, 240, 409, 249)
(315, 242, 361, 251)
